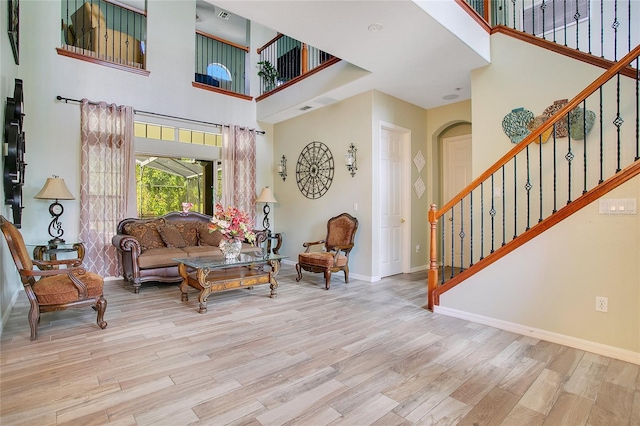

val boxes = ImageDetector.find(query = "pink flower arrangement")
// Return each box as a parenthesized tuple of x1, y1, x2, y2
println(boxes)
(208, 204, 256, 244)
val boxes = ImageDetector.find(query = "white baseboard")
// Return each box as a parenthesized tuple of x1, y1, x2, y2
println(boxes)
(410, 264, 428, 273)
(0, 287, 21, 338)
(434, 305, 640, 365)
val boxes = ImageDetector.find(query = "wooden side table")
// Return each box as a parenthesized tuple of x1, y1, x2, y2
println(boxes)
(33, 242, 85, 269)
(266, 232, 282, 255)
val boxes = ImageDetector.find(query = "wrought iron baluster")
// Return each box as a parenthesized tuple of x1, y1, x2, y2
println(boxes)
(636, 57, 640, 161)
(525, 145, 531, 230)
(566, 111, 574, 204)
(512, 0, 517, 29)
(460, 200, 465, 270)
(616, 73, 623, 172)
(480, 182, 485, 260)
(470, 192, 474, 266)
(541, 0, 546, 39)
(513, 155, 518, 239)
(553, 124, 558, 213)
(539, 132, 543, 222)
(450, 206, 455, 279)
(552, 0, 557, 43)
(563, 0, 568, 46)
(583, 99, 588, 195)
(574, 0, 580, 51)
(613, 0, 619, 62)
(490, 175, 496, 254)
(587, 0, 591, 54)
(599, 86, 605, 183)
(440, 215, 445, 285)
(502, 166, 506, 246)
(600, 0, 604, 58)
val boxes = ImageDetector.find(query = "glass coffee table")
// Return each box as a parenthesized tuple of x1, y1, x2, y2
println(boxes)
(173, 253, 286, 313)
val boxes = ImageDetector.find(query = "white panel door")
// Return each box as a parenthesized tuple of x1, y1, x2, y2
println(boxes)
(380, 128, 404, 277)
(443, 135, 472, 268)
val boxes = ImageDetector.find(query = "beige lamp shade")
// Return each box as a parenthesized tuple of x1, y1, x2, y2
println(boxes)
(255, 187, 278, 204)
(34, 177, 75, 200)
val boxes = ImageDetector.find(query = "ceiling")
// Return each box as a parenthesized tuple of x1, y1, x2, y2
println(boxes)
(204, 0, 492, 122)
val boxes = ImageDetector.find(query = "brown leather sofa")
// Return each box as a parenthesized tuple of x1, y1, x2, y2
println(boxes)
(112, 212, 265, 293)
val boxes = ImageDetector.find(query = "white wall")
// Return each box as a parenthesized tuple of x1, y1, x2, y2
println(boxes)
(272, 91, 373, 278)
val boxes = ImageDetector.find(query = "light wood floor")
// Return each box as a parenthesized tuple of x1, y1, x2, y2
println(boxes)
(1, 265, 639, 425)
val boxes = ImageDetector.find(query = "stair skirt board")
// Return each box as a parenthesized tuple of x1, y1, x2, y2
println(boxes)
(434, 305, 640, 365)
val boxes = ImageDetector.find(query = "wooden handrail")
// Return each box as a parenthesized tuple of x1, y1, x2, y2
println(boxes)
(435, 43, 640, 220)
(257, 33, 285, 54)
(196, 30, 249, 53)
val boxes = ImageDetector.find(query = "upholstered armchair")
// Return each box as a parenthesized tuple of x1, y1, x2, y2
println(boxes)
(0, 216, 107, 340)
(296, 213, 358, 289)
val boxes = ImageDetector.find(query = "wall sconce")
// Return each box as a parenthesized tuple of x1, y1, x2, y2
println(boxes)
(345, 143, 357, 177)
(277, 155, 287, 181)
(34, 175, 75, 245)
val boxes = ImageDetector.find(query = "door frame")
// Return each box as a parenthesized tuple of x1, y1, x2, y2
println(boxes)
(372, 121, 411, 281)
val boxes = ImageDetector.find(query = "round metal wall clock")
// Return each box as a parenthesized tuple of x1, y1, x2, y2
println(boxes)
(296, 141, 334, 199)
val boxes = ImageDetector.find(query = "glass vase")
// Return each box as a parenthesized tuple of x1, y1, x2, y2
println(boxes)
(219, 238, 242, 260)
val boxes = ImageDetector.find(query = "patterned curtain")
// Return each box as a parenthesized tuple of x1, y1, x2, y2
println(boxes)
(79, 100, 135, 277)
(221, 125, 235, 207)
(221, 125, 256, 215)
(233, 126, 257, 214)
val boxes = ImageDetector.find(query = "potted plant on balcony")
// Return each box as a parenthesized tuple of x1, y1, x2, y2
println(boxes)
(258, 60, 279, 92)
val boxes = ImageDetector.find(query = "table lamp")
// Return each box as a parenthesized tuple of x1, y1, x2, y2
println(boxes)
(255, 187, 278, 233)
(34, 175, 75, 245)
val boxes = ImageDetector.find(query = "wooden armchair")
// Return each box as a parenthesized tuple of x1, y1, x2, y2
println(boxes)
(0, 216, 107, 340)
(296, 213, 358, 289)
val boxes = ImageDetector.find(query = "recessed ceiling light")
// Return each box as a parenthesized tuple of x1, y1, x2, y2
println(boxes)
(368, 23, 383, 32)
(442, 94, 459, 100)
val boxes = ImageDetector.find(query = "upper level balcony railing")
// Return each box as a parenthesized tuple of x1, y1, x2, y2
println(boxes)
(465, 0, 638, 62)
(257, 34, 338, 98)
(59, 0, 146, 72)
(194, 31, 250, 99)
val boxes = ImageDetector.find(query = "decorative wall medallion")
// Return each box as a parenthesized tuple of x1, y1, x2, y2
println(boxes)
(542, 99, 569, 138)
(527, 115, 553, 144)
(3, 78, 25, 227)
(502, 107, 534, 143)
(296, 141, 334, 199)
(568, 107, 596, 140)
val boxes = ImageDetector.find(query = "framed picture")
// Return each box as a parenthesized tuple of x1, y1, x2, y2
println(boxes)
(8, 0, 19, 65)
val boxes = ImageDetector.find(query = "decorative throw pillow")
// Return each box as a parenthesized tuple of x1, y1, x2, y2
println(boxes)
(170, 222, 199, 246)
(157, 224, 187, 248)
(198, 224, 223, 246)
(123, 219, 166, 250)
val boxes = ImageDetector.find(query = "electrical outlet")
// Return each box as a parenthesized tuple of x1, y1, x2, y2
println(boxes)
(415, 244, 420, 253)
(596, 296, 608, 312)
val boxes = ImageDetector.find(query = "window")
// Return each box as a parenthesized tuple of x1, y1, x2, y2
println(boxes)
(207, 63, 232, 85)
(136, 156, 214, 218)
(134, 120, 222, 217)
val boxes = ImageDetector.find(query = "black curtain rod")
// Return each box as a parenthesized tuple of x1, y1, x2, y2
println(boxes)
(55, 96, 265, 134)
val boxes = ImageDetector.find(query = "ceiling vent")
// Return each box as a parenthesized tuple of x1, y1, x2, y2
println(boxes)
(299, 106, 313, 111)
(217, 10, 230, 20)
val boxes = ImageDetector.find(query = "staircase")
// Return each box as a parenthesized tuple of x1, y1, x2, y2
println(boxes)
(427, 27, 639, 310)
